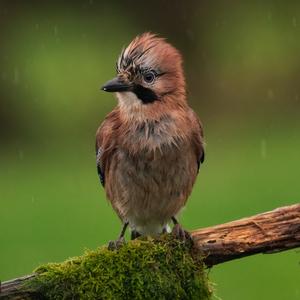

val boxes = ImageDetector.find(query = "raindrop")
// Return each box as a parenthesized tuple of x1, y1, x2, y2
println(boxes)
(18, 149, 24, 160)
(267, 11, 272, 21)
(13, 67, 19, 85)
(267, 88, 274, 99)
(260, 139, 267, 159)
(1, 71, 7, 80)
(54, 25, 58, 36)
(35, 23, 39, 30)
(292, 17, 297, 27)
(186, 29, 194, 41)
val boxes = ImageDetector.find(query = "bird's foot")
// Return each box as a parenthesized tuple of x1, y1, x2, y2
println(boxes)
(108, 237, 125, 251)
(162, 227, 168, 234)
(131, 230, 141, 240)
(172, 223, 193, 245)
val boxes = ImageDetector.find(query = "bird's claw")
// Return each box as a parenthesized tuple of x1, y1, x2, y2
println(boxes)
(172, 224, 193, 245)
(108, 237, 125, 250)
(131, 230, 141, 240)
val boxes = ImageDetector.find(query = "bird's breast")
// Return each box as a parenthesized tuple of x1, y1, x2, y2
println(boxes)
(120, 116, 187, 155)
(105, 119, 198, 235)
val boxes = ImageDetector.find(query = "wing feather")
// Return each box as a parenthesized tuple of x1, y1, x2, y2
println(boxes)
(96, 145, 105, 186)
(95, 109, 120, 188)
(189, 109, 205, 172)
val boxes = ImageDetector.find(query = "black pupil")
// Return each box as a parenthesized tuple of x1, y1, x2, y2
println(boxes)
(144, 73, 154, 82)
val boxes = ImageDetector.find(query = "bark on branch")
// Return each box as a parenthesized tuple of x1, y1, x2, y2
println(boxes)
(192, 203, 300, 266)
(1, 203, 300, 299)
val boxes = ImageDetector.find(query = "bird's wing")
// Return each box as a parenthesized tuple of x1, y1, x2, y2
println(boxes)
(190, 109, 205, 172)
(96, 145, 105, 186)
(95, 109, 119, 187)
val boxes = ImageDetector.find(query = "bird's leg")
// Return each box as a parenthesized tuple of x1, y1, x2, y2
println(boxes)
(131, 230, 141, 240)
(108, 222, 128, 250)
(171, 217, 193, 243)
(162, 227, 168, 234)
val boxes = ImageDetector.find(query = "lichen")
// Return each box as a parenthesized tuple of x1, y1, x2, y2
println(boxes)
(29, 235, 212, 299)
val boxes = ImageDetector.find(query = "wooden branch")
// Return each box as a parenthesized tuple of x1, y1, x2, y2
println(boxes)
(0, 275, 36, 299)
(192, 203, 300, 266)
(1, 203, 300, 299)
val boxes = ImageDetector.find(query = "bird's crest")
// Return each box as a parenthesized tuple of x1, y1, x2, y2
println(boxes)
(117, 33, 164, 74)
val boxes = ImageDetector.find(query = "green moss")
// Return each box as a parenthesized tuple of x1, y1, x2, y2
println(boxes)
(29, 235, 212, 299)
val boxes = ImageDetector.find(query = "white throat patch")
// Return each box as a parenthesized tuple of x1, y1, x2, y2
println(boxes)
(116, 91, 146, 121)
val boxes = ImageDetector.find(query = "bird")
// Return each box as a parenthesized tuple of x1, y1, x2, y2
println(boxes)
(96, 32, 204, 248)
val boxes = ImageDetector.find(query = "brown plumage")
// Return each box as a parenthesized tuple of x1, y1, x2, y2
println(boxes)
(96, 33, 204, 244)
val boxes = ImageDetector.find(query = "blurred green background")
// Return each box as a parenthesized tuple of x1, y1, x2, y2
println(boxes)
(0, 1, 300, 299)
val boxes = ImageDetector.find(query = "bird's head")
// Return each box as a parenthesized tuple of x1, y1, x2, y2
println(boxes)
(101, 33, 186, 117)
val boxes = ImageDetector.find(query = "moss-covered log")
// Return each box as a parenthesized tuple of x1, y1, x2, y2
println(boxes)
(1, 203, 300, 299)
(0, 237, 211, 300)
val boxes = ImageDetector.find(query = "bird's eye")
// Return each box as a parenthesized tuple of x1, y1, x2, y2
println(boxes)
(143, 71, 156, 84)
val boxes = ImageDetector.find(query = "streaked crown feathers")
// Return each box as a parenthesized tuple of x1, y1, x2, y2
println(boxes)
(116, 32, 184, 85)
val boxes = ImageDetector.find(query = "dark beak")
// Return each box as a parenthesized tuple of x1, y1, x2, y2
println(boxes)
(101, 77, 131, 92)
